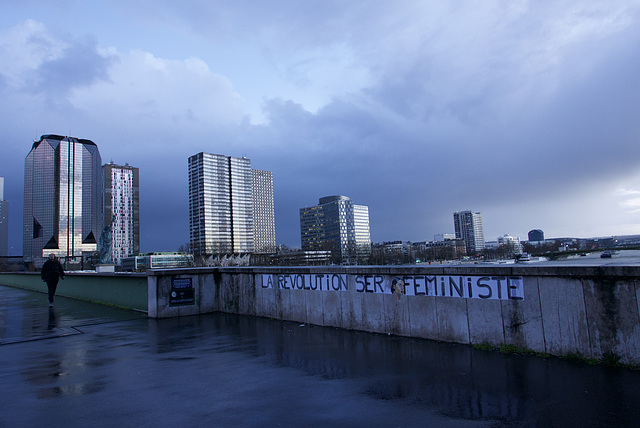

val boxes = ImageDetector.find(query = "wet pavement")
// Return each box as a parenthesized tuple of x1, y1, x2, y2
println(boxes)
(2, 285, 640, 427)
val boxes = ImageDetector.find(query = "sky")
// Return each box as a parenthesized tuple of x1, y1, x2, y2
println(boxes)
(1, 0, 640, 255)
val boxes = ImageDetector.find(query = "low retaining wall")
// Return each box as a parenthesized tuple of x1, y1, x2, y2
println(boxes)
(3, 265, 639, 364)
(148, 265, 640, 364)
(0, 272, 148, 312)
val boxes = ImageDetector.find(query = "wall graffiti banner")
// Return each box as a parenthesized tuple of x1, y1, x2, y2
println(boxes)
(261, 273, 348, 291)
(260, 274, 524, 301)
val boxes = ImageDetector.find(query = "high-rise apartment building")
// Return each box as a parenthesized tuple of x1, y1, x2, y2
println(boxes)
(0, 177, 8, 256)
(24, 135, 102, 267)
(188, 152, 275, 256)
(251, 169, 276, 253)
(103, 162, 140, 265)
(229, 156, 254, 253)
(300, 195, 371, 264)
(453, 210, 485, 256)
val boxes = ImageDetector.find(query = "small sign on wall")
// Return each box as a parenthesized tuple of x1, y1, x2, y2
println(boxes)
(170, 277, 195, 306)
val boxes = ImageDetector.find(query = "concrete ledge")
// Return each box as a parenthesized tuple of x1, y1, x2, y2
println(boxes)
(147, 264, 640, 278)
(0, 272, 148, 312)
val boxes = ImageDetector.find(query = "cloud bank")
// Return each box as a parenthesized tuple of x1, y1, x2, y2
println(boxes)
(1, 1, 639, 254)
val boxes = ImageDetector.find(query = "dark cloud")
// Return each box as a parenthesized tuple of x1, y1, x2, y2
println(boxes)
(240, 17, 640, 245)
(30, 37, 115, 97)
(3, 3, 640, 255)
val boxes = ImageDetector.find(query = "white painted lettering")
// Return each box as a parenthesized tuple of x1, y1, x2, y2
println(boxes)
(259, 274, 523, 300)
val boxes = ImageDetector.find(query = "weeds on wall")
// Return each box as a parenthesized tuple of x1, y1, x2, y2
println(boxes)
(472, 342, 637, 369)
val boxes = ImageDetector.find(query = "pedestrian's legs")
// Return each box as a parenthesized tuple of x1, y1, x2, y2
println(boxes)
(47, 279, 58, 304)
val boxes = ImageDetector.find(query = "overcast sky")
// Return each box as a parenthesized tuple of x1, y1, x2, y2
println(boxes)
(1, 0, 640, 255)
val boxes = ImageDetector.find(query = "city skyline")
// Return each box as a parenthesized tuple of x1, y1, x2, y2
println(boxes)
(2, 2, 640, 254)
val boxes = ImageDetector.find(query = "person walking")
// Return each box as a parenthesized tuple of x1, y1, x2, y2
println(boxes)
(41, 254, 65, 307)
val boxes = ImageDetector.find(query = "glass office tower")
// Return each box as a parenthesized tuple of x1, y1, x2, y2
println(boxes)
(300, 195, 371, 264)
(103, 162, 140, 265)
(353, 204, 371, 262)
(24, 135, 102, 268)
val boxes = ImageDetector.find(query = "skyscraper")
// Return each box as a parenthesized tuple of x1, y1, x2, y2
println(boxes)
(229, 156, 253, 253)
(24, 135, 102, 267)
(0, 177, 8, 256)
(251, 169, 276, 253)
(103, 162, 140, 265)
(453, 210, 485, 256)
(300, 195, 371, 264)
(188, 152, 275, 256)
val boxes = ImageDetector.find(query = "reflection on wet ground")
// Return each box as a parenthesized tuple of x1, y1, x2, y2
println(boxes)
(0, 284, 146, 344)
(2, 285, 640, 427)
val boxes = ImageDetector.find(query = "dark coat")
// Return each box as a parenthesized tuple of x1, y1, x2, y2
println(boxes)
(41, 259, 65, 283)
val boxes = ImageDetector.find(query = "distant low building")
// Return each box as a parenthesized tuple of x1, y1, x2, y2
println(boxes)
(371, 241, 410, 263)
(270, 250, 333, 266)
(497, 234, 523, 254)
(424, 239, 466, 259)
(371, 239, 465, 264)
(528, 229, 544, 242)
(121, 252, 194, 271)
(434, 233, 455, 242)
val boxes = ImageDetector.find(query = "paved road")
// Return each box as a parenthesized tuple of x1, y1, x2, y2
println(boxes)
(2, 284, 640, 427)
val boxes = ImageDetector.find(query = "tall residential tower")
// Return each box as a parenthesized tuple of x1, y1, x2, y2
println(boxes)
(188, 152, 275, 256)
(24, 135, 102, 267)
(300, 195, 371, 264)
(103, 162, 140, 265)
(453, 210, 485, 256)
(251, 169, 276, 254)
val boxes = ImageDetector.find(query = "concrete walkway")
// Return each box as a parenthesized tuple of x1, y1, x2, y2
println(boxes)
(2, 284, 640, 427)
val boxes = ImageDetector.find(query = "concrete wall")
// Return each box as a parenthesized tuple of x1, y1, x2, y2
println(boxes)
(147, 265, 640, 364)
(3, 265, 638, 363)
(0, 272, 148, 312)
